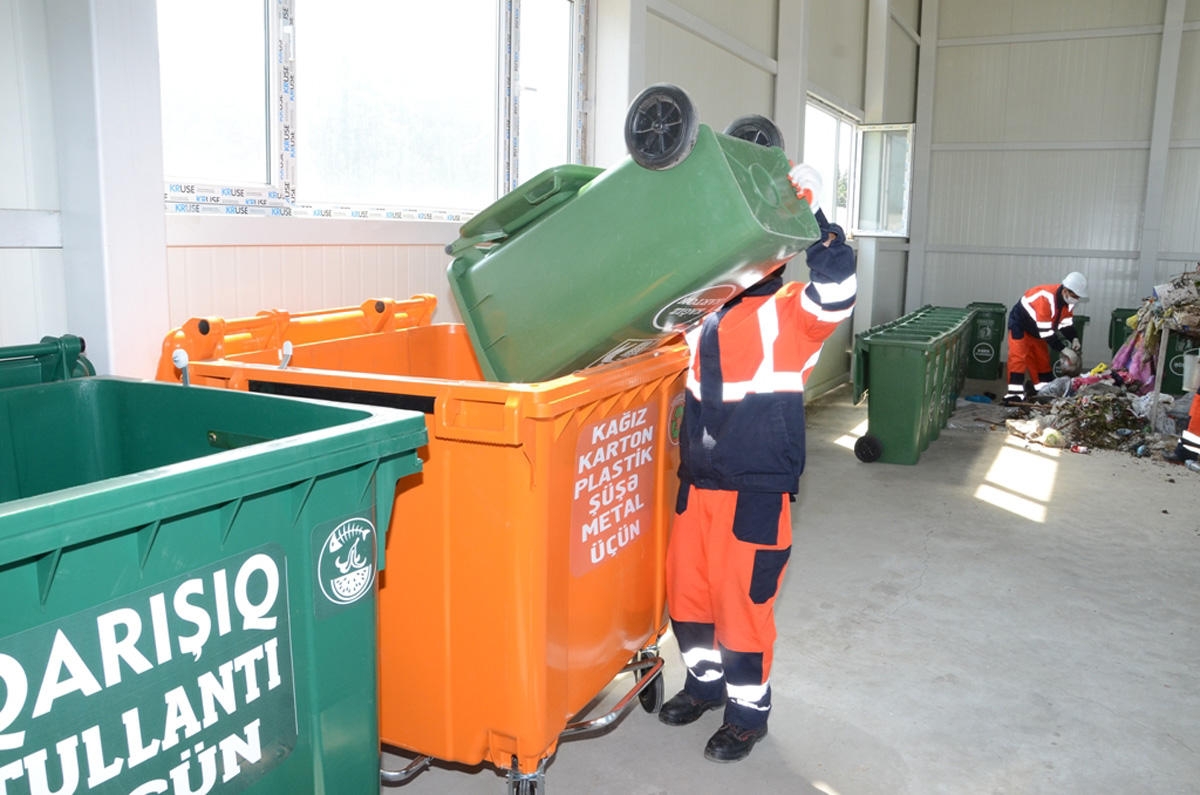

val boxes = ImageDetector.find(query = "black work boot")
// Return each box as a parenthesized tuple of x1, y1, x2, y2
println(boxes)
(658, 690, 725, 726)
(703, 722, 768, 762)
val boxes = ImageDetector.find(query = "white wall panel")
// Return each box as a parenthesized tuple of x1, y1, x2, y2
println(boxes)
(644, 15, 774, 130)
(1, 0, 58, 209)
(940, 0, 1166, 38)
(1172, 30, 1200, 139)
(1161, 148, 1200, 252)
(164, 244, 458, 330)
(665, 0, 777, 56)
(884, 18, 918, 122)
(806, 0, 868, 112)
(0, 249, 67, 345)
(934, 36, 1159, 143)
(927, 150, 1147, 250)
(1187, 0, 1200, 22)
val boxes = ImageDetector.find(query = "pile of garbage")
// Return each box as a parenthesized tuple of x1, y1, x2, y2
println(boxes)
(1004, 266, 1200, 454)
(1005, 377, 1185, 454)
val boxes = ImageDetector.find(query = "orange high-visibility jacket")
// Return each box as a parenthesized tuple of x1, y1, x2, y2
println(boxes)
(678, 220, 856, 494)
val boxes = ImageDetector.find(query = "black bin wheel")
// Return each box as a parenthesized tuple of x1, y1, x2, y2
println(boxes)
(724, 114, 785, 150)
(854, 434, 883, 463)
(624, 84, 700, 170)
(638, 668, 665, 713)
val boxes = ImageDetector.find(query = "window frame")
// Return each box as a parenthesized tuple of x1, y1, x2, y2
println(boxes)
(853, 123, 914, 238)
(803, 96, 860, 233)
(159, 0, 588, 224)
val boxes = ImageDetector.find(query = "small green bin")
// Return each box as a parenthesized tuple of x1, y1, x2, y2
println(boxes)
(854, 307, 973, 464)
(1159, 329, 1200, 395)
(447, 125, 820, 383)
(0, 377, 427, 794)
(1109, 308, 1138, 356)
(965, 302, 1006, 380)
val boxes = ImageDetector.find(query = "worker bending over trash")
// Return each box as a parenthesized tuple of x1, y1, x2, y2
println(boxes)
(1005, 272, 1088, 404)
(659, 163, 856, 763)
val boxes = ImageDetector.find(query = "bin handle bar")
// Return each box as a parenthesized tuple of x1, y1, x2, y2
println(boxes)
(559, 655, 664, 738)
(379, 753, 432, 786)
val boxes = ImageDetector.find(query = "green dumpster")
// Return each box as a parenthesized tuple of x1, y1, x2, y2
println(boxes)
(0, 377, 426, 794)
(965, 302, 1005, 380)
(447, 84, 819, 383)
(1109, 308, 1137, 356)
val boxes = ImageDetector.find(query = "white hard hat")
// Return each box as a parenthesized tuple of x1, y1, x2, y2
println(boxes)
(1062, 271, 1088, 299)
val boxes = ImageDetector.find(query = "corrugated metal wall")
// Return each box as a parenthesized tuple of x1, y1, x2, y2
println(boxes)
(919, 0, 1200, 366)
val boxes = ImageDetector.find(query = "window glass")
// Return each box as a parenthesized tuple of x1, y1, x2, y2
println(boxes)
(803, 100, 857, 230)
(857, 125, 912, 236)
(157, 0, 270, 185)
(293, 0, 498, 211)
(516, 0, 574, 184)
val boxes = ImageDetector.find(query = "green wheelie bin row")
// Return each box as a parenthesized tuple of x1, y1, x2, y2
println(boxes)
(0, 340, 427, 794)
(852, 306, 975, 464)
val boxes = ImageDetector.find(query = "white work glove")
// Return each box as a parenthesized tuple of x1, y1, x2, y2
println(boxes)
(1070, 338, 1081, 352)
(787, 163, 822, 213)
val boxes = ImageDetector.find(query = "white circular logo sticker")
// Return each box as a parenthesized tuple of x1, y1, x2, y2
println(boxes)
(652, 284, 739, 331)
(972, 341, 995, 363)
(317, 518, 377, 605)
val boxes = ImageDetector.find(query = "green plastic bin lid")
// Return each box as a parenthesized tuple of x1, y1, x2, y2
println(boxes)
(447, 165, 603, 257)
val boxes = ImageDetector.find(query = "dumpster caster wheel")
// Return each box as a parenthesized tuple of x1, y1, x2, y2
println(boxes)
(624, 83, 699, 170)
(506, 758, 545, 795)
(724, 114, 785, 150)
(854, 434, 883, 463)
(638, 668, 665, 713)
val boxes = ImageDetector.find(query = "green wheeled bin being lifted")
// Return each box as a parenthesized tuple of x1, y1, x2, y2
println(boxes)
(0, 375, 427, 794)
(446, 83, 821, 383)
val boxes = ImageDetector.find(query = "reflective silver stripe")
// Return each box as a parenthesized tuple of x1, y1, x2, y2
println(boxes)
(682, 647, 722, 669)
(728, 682, 769, 706)
(720, 299, 814, 399)
(1060, 317, 1074, 328)
(685, 291, 838, 401)
(800, 289, 854, 323)
(808, 273, 857, 303)
(1183, 429, 1200, 454)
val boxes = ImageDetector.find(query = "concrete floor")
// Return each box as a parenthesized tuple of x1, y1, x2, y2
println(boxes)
(382, 381, 1200, 794)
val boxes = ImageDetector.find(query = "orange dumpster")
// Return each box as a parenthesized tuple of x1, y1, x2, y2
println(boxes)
(157, 298, 688, 783)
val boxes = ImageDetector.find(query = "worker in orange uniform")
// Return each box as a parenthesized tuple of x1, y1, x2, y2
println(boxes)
(1163, 405, 1200, 465)
(1004, 272, 1088, 403)
(659, 163, 856, 763)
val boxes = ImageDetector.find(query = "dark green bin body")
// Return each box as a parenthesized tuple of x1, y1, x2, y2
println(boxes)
(0, 378, 426, 794)
(447, 125, 821, 383)
(965, 302, 1006, 380)
(1160, 329, 1199, 395)
(853, 306, 974, 464)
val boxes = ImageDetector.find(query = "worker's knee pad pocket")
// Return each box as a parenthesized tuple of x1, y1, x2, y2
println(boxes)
(732, 492, 781, 545)
(749, 548, 791, 604)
